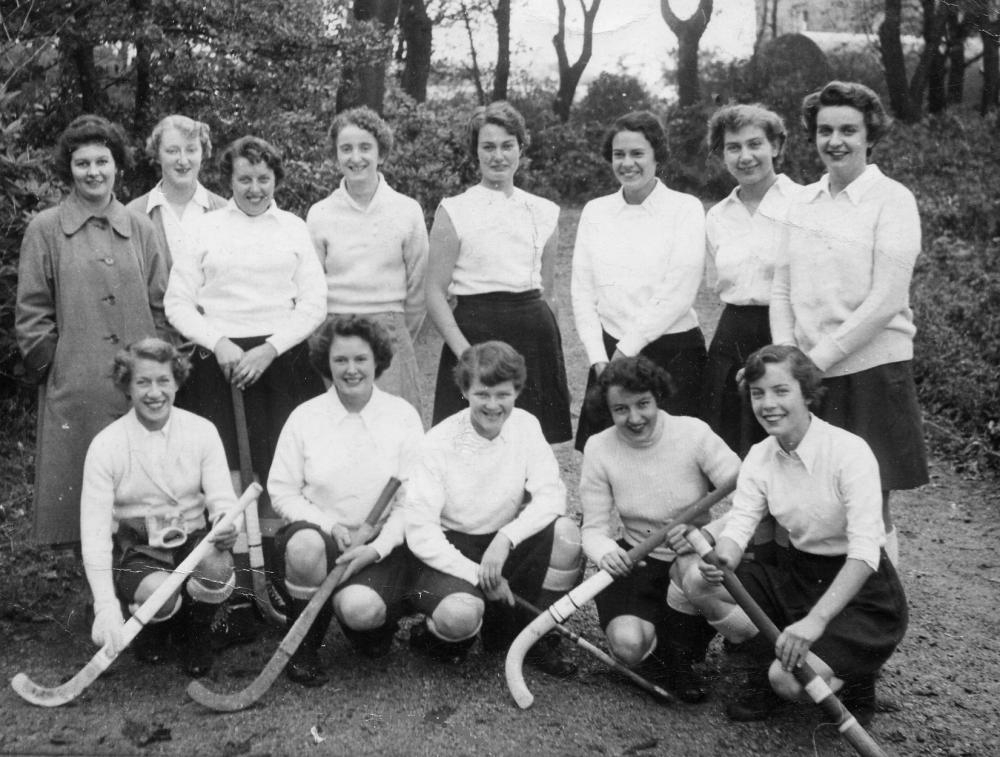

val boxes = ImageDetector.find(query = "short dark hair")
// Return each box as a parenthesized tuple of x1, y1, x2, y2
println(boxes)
(706, 103, 787, 162)
(467, 101, 530, 159)
(112, 337, 190, 393)
(145, 114, 213, 161)
(601, 110, 668, 165)
(53, 115, 130, 184)
(801, 80, 890, 155)
(329, 106, 394, 160)
(741, 344, 825, 409)
(309, 315, 394, 380)
(454, 341, 527, 393)
(584, 356, 673, 424)
(219, 135, 285, 184)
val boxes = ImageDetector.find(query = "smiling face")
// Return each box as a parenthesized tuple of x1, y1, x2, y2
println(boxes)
(815, 105, 870, 188)
(328, 334, 375, 410)
(336, 123, 382, 187)
(157, 126, 203, 192)
(607, 386, 659, 444)
(477, 123, 520, 189)
(748, 360, 811, 451)
(70, 143, 116, 207)
(466, 377, 518, 440)
(128, 358, 177, 432)
(230, 156, 275, 216)
(611, 130, 658, 202)
(722, 124, 779, 191)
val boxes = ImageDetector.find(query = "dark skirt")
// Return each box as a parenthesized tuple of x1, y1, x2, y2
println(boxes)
(700, 304, 770, 457)
(433, 291, 572, 443)
(736, 546, 908, 679)
(574, 327, 707, 452)
(595, 539, 674, 629)
(820, 360, 929, 491)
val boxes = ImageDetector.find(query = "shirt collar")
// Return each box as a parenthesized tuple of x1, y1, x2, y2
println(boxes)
(811, 164, 882, 206)
(146, 181, 212, 213)
(59, 192, 132, 237)
(612, 179, 666, 216)
(224, 197, 282, 220)
(336, 173, 389, 213)
(325, 384, 388, 425)
(457, 407, 512, 446)
(773, 413, 822, 474)
(125, 407, 172, 441)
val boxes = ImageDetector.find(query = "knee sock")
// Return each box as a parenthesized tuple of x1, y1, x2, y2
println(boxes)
(885, 528, 899, 567)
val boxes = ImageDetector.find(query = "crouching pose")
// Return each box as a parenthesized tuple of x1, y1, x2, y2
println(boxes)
(405, 342, 582, 674)
(674, 345, 907, 724)
(81, 338, 240, 677)
(580, 357, 739, 702)
(268, 316, 424, 686)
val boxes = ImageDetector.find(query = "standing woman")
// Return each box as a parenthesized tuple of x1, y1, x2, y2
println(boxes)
(165, 136, 326, 495)
(771, 81, 929, 566)
(572, 110, 707, 452)
(128, 114, 227, 270)
(16, 114, 169, 548)
(307, 107, 428, 414)
(426, 101, 572, 443)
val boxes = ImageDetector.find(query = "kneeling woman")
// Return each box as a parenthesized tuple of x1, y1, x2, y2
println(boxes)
(405, 342, 582, 673)
(268, 316, 424, 686)
(580, 357, 740, 702)
(80, 338, 240, 677)
(677, 345, 907, 724)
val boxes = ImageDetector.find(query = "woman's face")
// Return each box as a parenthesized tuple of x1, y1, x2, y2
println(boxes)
(336, 124, 382, 186)
(128, 358, 177, 432)
(815, 105, 870, 185)
(611, 130, 658, 200)
(607, 386, 659, 444)
(70, 143, 116, 206)
(477, 123, 520, 187)
(466, 377, 518, 440)
(328, 334, 375, 408)
(748, 360, 811, 451)
(231, 156, 275, 216)
(722, 124, 779, 189)
(158, 127, 203, 191)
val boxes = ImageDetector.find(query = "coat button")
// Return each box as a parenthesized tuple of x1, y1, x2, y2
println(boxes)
(103, 257, 115, 265)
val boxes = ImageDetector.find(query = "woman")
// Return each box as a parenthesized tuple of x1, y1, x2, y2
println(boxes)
(580, 356, 739, 702)
(127, 114, 227, 270)
(405, 342, 581, 674)
(572, 110, 707, 452)
(771, 81, 929, 566)
(80, 338, 240, 677)
(267, 316, 424, 686)
(165, 135, 326, 495)
(15, 114, 169, 548)
(306, 107, 428, 414)
(426, 101, 571, 443)
(676, 345, 907, 725)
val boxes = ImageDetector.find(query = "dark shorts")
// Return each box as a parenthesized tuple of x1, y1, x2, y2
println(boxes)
(595, 540, 674, 630)
(820, 361, 929, 491)
(112, 523, 209, 603)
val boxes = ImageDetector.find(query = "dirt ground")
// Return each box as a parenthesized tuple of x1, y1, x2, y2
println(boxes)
(1, 209, 998, 757)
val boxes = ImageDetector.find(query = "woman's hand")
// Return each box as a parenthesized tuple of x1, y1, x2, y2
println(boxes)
(91, 602, 125, 654)
(483, 577, 516, 606)
(666, 524, 695, 555)
(329, 523, 352, 552)
(214, 338, 244, 381)
(479, 533, 512, 592)
(610, 349, 628, 363)
(335, 545, 379, 581)
(234, 343, 277, 389)
(210, 520, 239, 552)
(593, 361, 609, 378)
(598, 546, 633, 578)
(776, 614, 827, 672)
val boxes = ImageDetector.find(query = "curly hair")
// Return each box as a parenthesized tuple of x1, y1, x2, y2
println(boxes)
(601, 110, 668, 165)
(219, 135, 285, 184)
(111, 337, 191, 393)
(53, 115, 130, 184)
(144, 114, 213, 161)
(801, 80, 890, 155)
(706, 103, 787, 162)
(453, 341, 527, 393)
(329, 106, 394, 160)
(741, 344, 826, 409)
(584, 355, 673, 424)
(309, 315, 394, 381)
(467, 101, 530, 159)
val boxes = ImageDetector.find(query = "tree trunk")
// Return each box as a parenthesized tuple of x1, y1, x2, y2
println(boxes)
(945, 9, 968, 105)
(399, 0, 432, 102)
(459, 1, 487, 104)
(491, 0, 511, 101)
(879, 0, 919, 121)
(661, 0, 713, 107)
(981, 16, 1000, 115)
(132, 0, 154, 134)
(927, 1, 947, 113)
(336, 0, 401, 114)
(552, 0, 603, 122)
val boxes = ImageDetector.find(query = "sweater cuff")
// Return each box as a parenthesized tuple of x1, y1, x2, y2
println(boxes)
(614, 334, 644, 358)
(808, 338, 844, 374)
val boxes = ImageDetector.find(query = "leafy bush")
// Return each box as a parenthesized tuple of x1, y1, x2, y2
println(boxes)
(577, 71, 655, 124)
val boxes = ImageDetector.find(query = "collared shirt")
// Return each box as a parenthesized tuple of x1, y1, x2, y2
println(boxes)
(720, 415, 885, 571)
(440, 185, 559, 296)
(404, 407, 566, 585)
(143, 181, 214, 264)
(770, 164, 921, 375)
(164, 200, 326, 355)
(705, 174, 802, 306)
(306, 174, 428, 338)
(571, 180, 705, 365)
(267, 386, 424, 559)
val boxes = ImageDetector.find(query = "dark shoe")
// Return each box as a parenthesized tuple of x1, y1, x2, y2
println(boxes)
(177, 600, 218, 677)
(210, 601, 259, 651)
(133, 621, 171, 665)
(635, 648, 706, 704)
(340, 620, 397, 660)
(840, 675, 877, 727)
(525, 634, 577, 678)
(287, 645, 329, 687)
(408, 622, 473, 665)
(726, 687, 784, 721)
(654, 609, 713, 703)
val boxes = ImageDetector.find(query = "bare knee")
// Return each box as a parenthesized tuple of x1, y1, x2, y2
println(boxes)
(549, 516, 582, 570)
(193, 548, 234, 586)
(284, 528, 328, 587)
(135, 572, 180, 620)
(429, 593, 483, 641)
(680, 560, 732, 615)
(334, 586, 387, 631)
(605, 615, 655, 667)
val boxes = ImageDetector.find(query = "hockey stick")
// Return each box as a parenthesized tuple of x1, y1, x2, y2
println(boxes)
(187, 477, 401, 711)
(10, 483, 262, 707)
